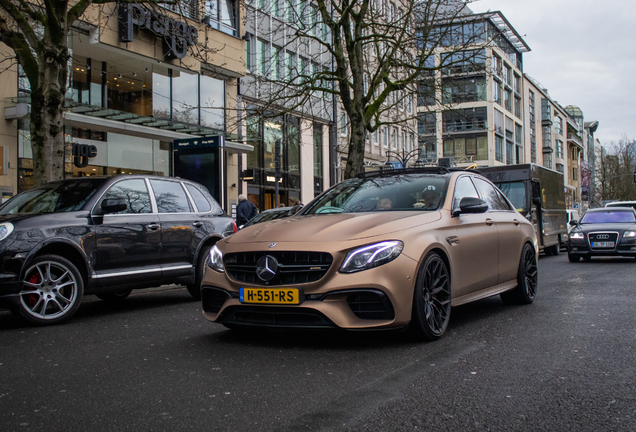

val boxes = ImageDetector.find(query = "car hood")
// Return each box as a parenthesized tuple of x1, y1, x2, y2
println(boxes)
(0, 213, 46, 224)
(226, 211, 442, 244)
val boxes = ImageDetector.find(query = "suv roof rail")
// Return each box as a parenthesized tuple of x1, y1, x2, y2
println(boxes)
(357, 167, 481, 179)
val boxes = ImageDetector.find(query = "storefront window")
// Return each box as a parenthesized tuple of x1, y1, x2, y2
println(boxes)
(200, 75, 225, 131)
(153, 71, 171, 119)
(172, 72, 199, 124)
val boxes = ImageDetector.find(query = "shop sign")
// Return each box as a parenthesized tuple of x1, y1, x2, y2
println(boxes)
(72, 143, 97, 168)
(119, 4, 199, 59)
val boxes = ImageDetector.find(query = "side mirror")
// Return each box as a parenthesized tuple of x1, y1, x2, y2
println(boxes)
(454, 197, 488, 216)
(569, 219, 578, 226)
(98, 198, 127, 215)
(532, 196, 541, 205)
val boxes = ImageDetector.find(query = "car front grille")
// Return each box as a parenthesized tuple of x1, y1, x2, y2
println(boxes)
(224, 251, 333, 286)
(218, 305, 336, 328)
(588, 232, 618, 249)
(346, 291, 395, 320)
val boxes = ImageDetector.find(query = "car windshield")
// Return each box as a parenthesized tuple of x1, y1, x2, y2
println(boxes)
(302, 174, 448, 214)
(0, 178, 107, 214)
(580, 210, 636, 224)
(243, 209, 291, 227)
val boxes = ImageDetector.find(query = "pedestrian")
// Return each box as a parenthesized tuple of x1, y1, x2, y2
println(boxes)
(236, 194, 258, 226)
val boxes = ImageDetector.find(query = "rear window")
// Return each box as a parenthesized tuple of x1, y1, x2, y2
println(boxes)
(580, 210, 636, 224)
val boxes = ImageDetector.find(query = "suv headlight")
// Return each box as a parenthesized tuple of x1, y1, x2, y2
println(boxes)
(208, 245, 225, 273)
(0, 223, 14, 241)
(340, 241, 404, 273)
(624, 231, 636, 238)
(570, 232, 584, 240)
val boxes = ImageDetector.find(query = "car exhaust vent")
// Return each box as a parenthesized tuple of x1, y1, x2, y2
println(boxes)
(224, 251, 333, 286)
(219, 306, 336, 328)
(347, 291, 395, 320)
(201, 287, 231, 314)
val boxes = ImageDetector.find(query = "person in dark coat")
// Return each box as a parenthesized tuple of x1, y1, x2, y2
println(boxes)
(236, 194, 258, 226)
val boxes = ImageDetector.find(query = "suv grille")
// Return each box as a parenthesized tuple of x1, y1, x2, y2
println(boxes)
(225, 251, 333, 286)
(218, 306, 335, 328)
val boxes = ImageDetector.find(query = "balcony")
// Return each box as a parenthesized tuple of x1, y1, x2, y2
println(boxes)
(567, 133, 584, 149)
(443, 120, 487, 133)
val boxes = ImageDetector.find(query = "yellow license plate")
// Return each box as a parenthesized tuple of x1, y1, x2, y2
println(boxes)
(240, 287, 300, 304)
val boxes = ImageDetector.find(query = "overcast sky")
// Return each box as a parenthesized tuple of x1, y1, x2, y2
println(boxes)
(469, 0, 636, 148)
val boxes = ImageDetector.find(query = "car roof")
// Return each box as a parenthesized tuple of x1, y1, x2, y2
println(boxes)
(586, 207, 635, 212)
(606, 201, 636, 206)
(358, 167, 481, 179)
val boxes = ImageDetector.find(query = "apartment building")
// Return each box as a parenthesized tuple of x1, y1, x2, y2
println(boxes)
(240, 0, 333, 209)
(416, 11, 529, 168)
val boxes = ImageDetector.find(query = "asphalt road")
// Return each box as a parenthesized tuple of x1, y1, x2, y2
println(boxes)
(1, 253, 635, 431)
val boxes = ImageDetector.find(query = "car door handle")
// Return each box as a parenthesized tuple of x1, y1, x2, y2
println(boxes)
(146, 223, 160, 231)
(485, 218, 494, 226)
(192, 221, 203, 228)
(513, 219, 520, 226)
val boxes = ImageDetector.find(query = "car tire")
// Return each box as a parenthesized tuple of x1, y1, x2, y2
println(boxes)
(13, 255, 84, 325)
(96, 289, 133, 303)
(568, 254, 580, 263)
(501, 243, 538, 305)
(187, 245, 212, 301)
(409, 252, 452, 341)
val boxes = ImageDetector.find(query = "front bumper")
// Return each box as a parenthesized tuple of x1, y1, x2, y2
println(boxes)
(201, 252, 418, 330)
(568, 239, 636, 257)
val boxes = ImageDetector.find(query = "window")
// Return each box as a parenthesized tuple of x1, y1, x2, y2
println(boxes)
(257, 39, 269, 75)
(556, 163, 564, 174)
(452, 176, 479, 210)
(473, 178, 511, 211)
(556, 140, 564, 158)
(102, 179, 152, 214)
(151, 180, 192, 213)
(504, 89, 512, 112)
(493, 80, 501, 105)
(185, 184, 212, 212)
(492, 54, 502, 77)
(340, 111, 347, 135)
(514, 96, 521, 118)
(204, 0, 237, 36)
(495, 135, 503, 162)
(271, 46, 281, 79)
(442, 107, 487, 132)
(442, 76, 487, 104)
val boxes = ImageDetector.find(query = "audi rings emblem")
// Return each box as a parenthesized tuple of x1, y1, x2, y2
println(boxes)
(596, 234, 610, 240)
(256, 255, 279, 282)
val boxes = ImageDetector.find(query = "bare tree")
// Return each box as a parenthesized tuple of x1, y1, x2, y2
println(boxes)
(0, 0, 222, 186)
(595, 136, 636, 202)
(244, 0, 483, 179)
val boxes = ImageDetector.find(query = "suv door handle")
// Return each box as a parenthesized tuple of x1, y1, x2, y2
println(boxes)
(146, 223, 160, 231)
(192, 221, 203, 228)
(513, 219, 520, 226)
(485, 218, 494, 226)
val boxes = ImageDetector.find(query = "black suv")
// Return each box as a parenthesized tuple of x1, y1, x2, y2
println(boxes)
(0, 175, 236, 325)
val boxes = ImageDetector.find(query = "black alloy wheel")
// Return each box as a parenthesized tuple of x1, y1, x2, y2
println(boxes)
(96, 289, 133, 302)
(501, 243, 538, 305)
(410, 252, 452, 341)
(13, 255, 84, 325)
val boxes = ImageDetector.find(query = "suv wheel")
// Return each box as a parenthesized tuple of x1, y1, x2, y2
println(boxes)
(13, 255, 84, 325)
(187, 245, 212, 300)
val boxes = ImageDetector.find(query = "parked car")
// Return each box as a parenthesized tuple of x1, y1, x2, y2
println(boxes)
(0, 175, 236, 325)
(561, 209, 581, 250)
(568, 207, 636, 262)
(240, 204, 304, 229)
(200, 168, 538, 341)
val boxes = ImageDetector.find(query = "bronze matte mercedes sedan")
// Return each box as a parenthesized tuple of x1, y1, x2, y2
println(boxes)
(201, 168, 538, 340)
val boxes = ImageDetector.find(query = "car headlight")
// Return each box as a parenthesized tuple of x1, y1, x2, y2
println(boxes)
(208, 245, 225, 273)
(0, 223, 14, 241)
(570, 232, 584, 240)
(340, 241, 404, 273)
(624, 231, 636, 238)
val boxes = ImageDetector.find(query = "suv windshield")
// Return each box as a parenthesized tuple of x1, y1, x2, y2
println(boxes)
(302, 175, 448, 214)
(580, 210, 636, 224)
(0, 179, 107, 214)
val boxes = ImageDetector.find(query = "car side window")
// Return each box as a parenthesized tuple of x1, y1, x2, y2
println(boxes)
(452, 176, 480, 210)
(101, 179, 152, 214)
(473, 178, 512, 211)
(150, 180, 192, 213)
(185, 183, 211, 212)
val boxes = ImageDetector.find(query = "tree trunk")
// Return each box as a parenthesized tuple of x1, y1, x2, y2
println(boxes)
(30, 44, 69, 186)
(344, 116, 367, 179)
